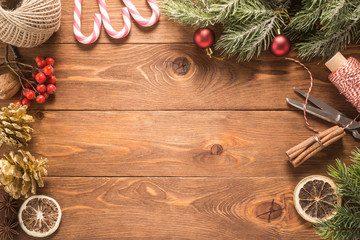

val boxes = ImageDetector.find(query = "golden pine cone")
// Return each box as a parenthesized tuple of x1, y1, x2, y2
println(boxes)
(0, 103, 34, 148)
(0, 150, 48, 199)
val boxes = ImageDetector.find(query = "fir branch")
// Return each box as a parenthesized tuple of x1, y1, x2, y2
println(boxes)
(215, 15, 280, 61)
(161, 0, 360, 61)
(209, 0, 244, 22)
(328, 159, 360, 204)
(315, 205, 360, 240)
(211, 0, 277, 25)
(296, 25, 350, 60)
(320, 0, 355, 34)
(160, 0, 217, 26)
(288, 0, 330, 31)
(316, 148, 360, 239)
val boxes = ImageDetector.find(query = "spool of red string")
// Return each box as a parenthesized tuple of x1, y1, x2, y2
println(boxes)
(327, 52, 360, 112)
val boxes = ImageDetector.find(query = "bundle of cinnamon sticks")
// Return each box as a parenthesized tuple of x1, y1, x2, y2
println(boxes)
(286, 125, 345, 167)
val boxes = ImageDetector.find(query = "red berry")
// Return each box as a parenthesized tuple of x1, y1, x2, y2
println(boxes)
(37, 60, 46, 68)
(22, 88, 30, 97)
(32, 70, 39, 79)
(35, 73, 46, 83)
(46, 84, 56, 94)
(24, 82, 31, 88)
(26, 90, 35, 100)
(36, 84, 46, 93)
(35, 56, 43, 63)
(43, 65, 53, 76)
(14, 100, 21, 105)
(45, 57, 55, 66)
(43, 92, 50, 99)
(47, 75, 57, 84)
(36, 95, 46, 104)
(22, 98, 30, 106)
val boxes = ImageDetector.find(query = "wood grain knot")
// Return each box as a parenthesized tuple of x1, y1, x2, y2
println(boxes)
(36, 111, 44, 120)
(171, 57, 191, 75)
(255, 200, 283, 223)
(211, 144, 223, 155)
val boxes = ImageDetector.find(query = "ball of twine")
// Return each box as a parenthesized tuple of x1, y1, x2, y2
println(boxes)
(0, 0, 61, 48)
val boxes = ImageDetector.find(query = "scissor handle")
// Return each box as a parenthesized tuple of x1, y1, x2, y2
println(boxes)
(350, 129, 360, 140)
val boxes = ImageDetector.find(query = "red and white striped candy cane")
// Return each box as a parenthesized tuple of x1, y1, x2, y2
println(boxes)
(123, 0, 159, 27)
(98, 0, 131, 39)
(73, 0, 102, 44)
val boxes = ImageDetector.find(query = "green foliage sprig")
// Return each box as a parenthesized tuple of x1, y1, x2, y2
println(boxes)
(161, 0, 360, 61)
(161, 0, 288, 61)
(315, 148, 360, 240)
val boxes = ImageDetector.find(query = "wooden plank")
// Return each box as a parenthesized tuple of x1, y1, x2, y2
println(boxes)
(1, 45, 359, 111)
(17, 177, 319, 239)
(25, 110, 357, 177)
(50, 0, 195, 44)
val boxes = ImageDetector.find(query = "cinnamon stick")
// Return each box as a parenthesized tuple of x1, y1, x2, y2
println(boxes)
(286, 125, 339, 159)
(286, 126, 345, 167)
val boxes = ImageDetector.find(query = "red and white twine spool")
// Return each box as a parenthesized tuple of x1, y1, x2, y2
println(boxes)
(329, 57, 360, 112)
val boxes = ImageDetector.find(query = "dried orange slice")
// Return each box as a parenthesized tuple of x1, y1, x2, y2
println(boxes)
(294, 175, 341, 223)
(18, 195, 61, 237)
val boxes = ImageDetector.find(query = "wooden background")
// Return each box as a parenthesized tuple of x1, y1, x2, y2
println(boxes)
(1, 0, 360, 239)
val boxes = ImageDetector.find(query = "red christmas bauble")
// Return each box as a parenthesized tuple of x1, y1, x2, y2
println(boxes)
(194, 28, 215, 49)
(270, 35, 290, 56)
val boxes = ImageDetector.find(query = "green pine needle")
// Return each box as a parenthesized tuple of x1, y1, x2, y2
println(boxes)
(315, 148, 360, 240)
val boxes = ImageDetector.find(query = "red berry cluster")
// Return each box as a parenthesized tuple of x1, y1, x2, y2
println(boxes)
(14, 56, 57, 106)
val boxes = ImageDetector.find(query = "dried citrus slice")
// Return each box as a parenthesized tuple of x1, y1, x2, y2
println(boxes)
(18, 195, 61, 237)
(294, 175, 341, 223)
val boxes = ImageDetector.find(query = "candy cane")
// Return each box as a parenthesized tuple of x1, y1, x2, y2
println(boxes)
(122, 0, 159, 27)
(73, 0, 102, 44)
(98, 0, 131, 39)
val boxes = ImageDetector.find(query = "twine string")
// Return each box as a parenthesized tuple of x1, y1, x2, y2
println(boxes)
(285, 57, 320, 133)
(0, 0, 61, 48)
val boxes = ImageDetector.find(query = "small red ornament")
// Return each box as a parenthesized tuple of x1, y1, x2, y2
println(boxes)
(270, 35, 290, 57)
(194, 28, 215, 49)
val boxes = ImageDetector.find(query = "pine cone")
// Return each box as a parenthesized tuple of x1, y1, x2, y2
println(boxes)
(0, 150, 48, 199)
(0, 103, 34, 148)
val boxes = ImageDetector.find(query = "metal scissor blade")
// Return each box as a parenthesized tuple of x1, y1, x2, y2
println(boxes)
(293, 88, 344, 116)
(287, 98, 360, 130)
(286, 98, 339, 125)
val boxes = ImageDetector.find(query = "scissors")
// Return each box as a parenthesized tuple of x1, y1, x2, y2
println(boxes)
(286, 88, 360, 139)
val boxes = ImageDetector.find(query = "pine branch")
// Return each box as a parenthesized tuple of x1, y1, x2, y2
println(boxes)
(296, 22, 355, 60)
(328, 159, 360, 204)
(315, 206, 360, 240)
(161, 0, 360, 61)
(160, 0, 217, 26)
(294, 1, 360, 60)
(209, 0, 244, 22)
(212, 0, 277, 25)
(215, 15, 280, 61)
(316, 148, 360, 239)
(288, 5, 323, 35)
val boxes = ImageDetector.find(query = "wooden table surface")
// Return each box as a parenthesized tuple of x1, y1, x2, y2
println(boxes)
(3, 1, 360, 239)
